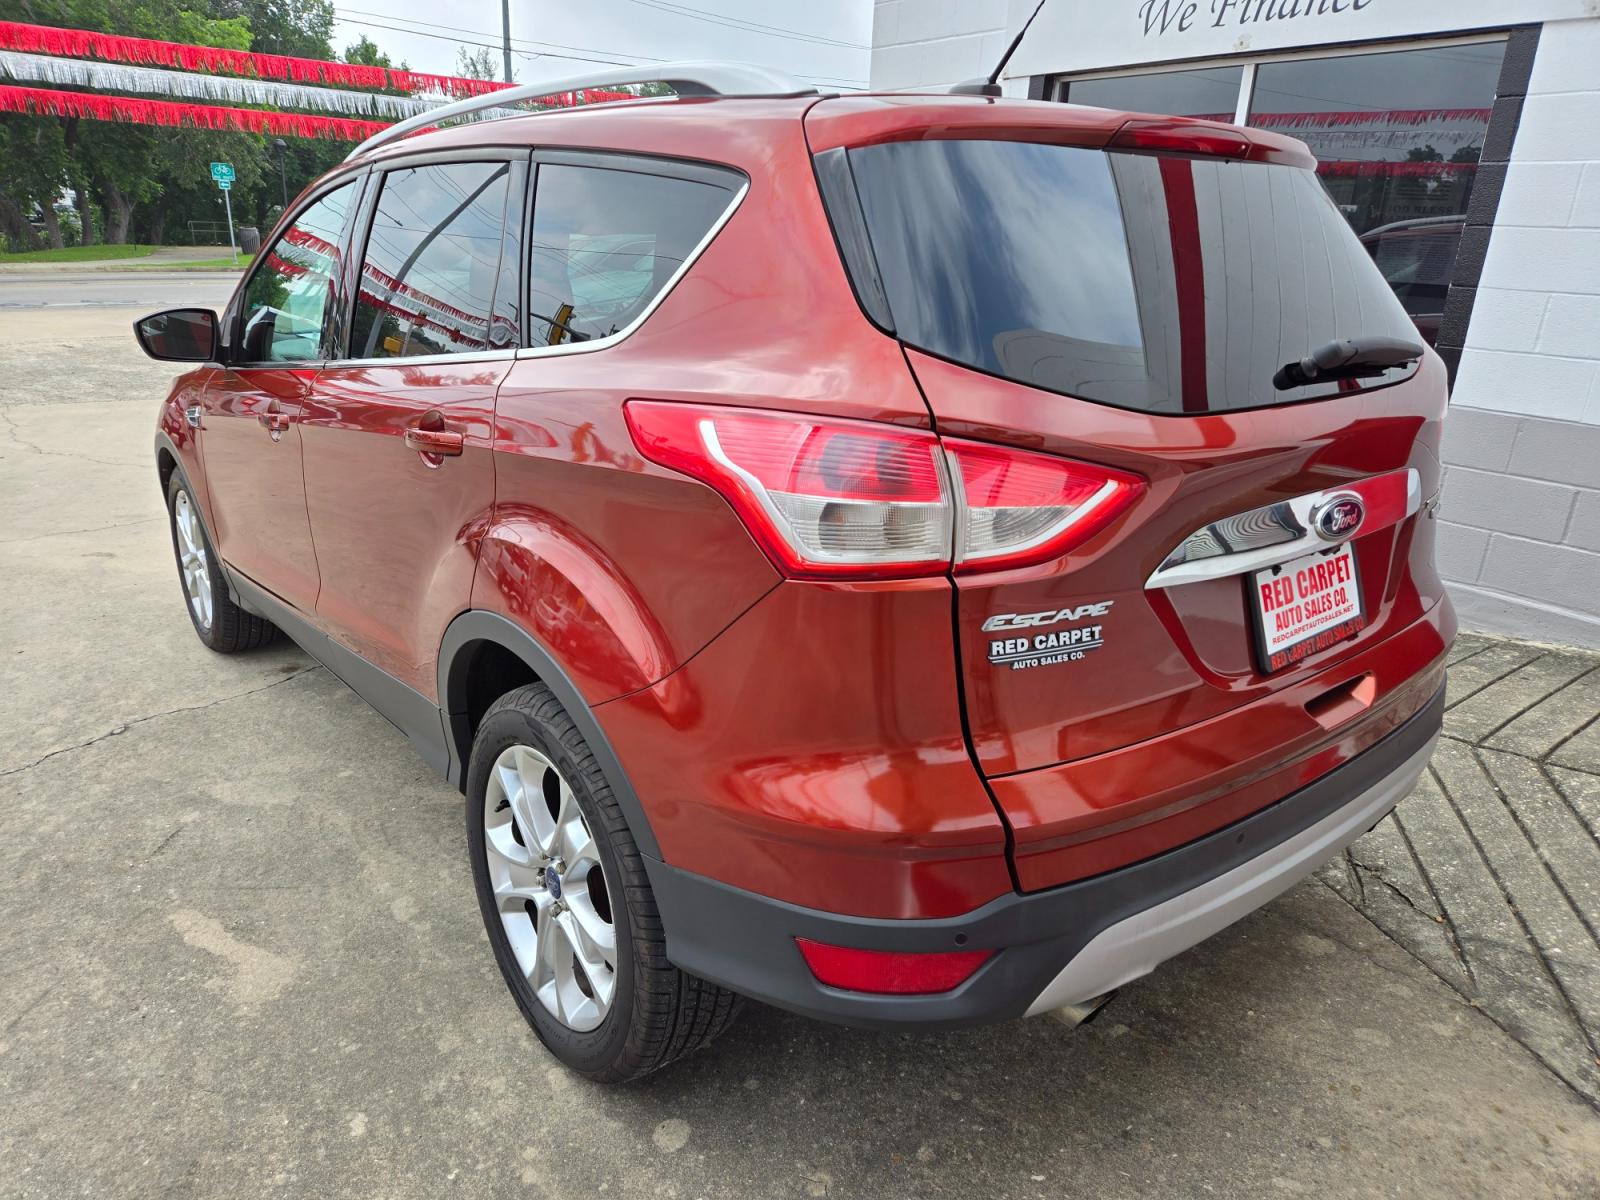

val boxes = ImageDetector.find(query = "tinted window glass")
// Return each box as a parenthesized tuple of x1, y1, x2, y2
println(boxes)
(847, 139, 1419, 415)
(1064, 66, 1243, 120)
(350, 162, 511, 359)
(1250, 42, 1505, 237)
(527, 164, 732, 346)
(240, 183, 353, 363)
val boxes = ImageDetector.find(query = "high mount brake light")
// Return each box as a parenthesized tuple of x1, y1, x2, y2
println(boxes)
(624, 401, 1143, 580)
(1109, 117, 1317, 170)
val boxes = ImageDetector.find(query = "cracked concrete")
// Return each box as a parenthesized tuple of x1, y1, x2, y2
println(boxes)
(2, 290, 1598, 1199)
(1322, 632, 1600, 1106)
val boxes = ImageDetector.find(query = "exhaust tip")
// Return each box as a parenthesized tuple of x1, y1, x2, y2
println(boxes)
(1047, 991, 1117, 1029)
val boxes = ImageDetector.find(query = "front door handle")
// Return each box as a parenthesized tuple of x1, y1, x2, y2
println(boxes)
(404, 425, 465, 457)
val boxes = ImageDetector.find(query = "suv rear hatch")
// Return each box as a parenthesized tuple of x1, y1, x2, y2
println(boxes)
(807, 98, 1452, 890)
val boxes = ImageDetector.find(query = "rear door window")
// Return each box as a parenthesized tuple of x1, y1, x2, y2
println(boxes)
(843, 139, 1421, 414)
(349, 161, 515, 359)
(526, 161, 737, 347)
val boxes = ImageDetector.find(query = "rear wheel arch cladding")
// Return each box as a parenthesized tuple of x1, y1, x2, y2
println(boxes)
(437, 610, 664, 861)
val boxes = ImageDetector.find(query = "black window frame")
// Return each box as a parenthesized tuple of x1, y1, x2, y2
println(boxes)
(520, 148, 748, 357)
(225, 170, 368, 369)
(331, 146, 532, 364)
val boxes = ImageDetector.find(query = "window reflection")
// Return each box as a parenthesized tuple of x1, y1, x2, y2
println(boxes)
(848, 140, 1417, 414)
(1063, 66, 1244, 120)
(351, 162, 511, 359)
(240, 183, 352, 363)
(527, 164, 732, 347)
(1250, 42, 1506, 237)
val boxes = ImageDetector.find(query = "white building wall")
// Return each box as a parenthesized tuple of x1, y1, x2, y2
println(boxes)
(870, 0, 1008, 90)
(1440, 18, 1600, 647)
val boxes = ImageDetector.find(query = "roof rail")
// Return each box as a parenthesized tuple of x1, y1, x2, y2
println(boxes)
(345, 61, 818, 161)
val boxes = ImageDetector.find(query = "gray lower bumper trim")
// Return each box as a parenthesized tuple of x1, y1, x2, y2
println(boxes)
(1024, 733, 1439, 1015)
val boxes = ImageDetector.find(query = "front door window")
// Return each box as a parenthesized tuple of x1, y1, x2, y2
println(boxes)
(238, 183, 354, 363)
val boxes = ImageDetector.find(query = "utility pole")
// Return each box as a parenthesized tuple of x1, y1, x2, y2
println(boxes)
(501, 0, 513, 83)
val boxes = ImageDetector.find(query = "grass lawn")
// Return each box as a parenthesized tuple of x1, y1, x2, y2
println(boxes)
(121, 255, 244, 270)
(0, 243, 156, 263)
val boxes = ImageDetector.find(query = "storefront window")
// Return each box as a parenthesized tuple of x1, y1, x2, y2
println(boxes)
(1062, 66, 1243, 120)
(1248, 42, 1505, 343)
(1249, 43, 1505, 234)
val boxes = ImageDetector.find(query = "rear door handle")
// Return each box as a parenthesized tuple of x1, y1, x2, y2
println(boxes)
(257, 409, 290, 439)
(404, 426, 465, 457)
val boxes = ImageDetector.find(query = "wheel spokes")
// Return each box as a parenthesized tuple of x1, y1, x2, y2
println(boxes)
(483, 741, 617, 1033)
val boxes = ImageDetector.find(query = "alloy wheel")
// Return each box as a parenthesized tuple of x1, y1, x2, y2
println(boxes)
(173, 491, 213, 631)
(483, 744, 618, 1032)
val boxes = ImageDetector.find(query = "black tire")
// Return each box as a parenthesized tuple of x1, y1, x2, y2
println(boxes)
(165, 473, 278, 653)
(466, 682, 741, 1082)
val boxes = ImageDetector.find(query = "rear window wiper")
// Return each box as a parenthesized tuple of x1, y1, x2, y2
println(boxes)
(1273, 336, 1424, 391)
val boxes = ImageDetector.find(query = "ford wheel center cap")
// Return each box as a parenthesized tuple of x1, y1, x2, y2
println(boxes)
(544, 865, 562, 899)
(1313, 494, 1365, 542)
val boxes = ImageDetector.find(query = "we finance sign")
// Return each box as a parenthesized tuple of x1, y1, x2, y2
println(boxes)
(1008, 0, 1593, 77)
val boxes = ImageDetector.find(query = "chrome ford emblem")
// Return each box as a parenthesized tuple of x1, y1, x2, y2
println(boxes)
(1313, 494, 1365, 542)
(544, 865, 562, 900)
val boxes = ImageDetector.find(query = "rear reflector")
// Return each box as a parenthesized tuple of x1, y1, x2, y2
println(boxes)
(625, 401, 1143, 581)
(795, 938, 993, 995)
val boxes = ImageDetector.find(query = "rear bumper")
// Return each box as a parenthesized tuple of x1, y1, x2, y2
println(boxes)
(646, 682, 1443, 1030)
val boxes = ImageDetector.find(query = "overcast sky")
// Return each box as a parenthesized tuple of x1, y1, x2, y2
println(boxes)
(328, 0, 872, 92)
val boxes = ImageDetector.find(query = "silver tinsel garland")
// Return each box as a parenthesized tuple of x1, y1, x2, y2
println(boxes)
(0, 50, 436, 119)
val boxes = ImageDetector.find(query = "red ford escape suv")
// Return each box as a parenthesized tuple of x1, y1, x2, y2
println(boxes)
(136, 64, 1453, 1082)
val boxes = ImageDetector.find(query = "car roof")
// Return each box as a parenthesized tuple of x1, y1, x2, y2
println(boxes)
(333, 90, 1312, 182)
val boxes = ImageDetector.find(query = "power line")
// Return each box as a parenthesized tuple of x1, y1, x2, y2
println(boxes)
(612, 0, 869, 50)
(338, 7, 659, 66)
(335, 9, 865, 89)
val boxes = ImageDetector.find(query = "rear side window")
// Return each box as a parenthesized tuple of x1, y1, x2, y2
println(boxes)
(350, 161, 514, 359)
(844, 139, 1420, 414)
(527, 163, 735, 347)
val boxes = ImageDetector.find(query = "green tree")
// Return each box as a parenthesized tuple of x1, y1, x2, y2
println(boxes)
(0, 0, 409, 250)
(456, 45, 500, 82)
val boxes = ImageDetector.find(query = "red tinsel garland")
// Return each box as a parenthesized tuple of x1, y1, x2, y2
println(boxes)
(0, 84, 388, 139)
(0, 20, 509, 98)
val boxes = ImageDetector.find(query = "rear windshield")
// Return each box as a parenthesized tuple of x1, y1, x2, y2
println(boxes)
(843, 139, 1421, 414)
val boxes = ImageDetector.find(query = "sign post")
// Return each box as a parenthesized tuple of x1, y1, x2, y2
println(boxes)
(209, 162, 237, 262)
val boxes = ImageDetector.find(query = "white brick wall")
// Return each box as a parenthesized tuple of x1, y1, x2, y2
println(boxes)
(1454, 19, 1600, 427)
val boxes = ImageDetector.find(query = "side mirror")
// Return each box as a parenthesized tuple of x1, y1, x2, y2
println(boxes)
(133, 308, 219, 363)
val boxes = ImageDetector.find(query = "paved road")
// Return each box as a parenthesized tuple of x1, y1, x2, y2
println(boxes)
(0, 270, 237, 310)
(2, 301, 1597, 1199)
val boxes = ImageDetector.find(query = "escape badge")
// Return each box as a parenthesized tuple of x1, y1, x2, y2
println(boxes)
(983, 602, 1112, 671)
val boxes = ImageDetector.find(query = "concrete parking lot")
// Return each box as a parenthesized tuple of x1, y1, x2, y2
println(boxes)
(3, 276, 1598, 1199)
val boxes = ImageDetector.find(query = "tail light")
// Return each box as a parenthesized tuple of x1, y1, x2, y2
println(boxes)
(795, 938, 993, 994)
(624, 401, 952, 579)
(944, 438, 1143, 575)
(624, 401, 1143, 581)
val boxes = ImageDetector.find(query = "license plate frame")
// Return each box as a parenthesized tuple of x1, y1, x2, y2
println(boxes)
(1249, 543, 1366, 674)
